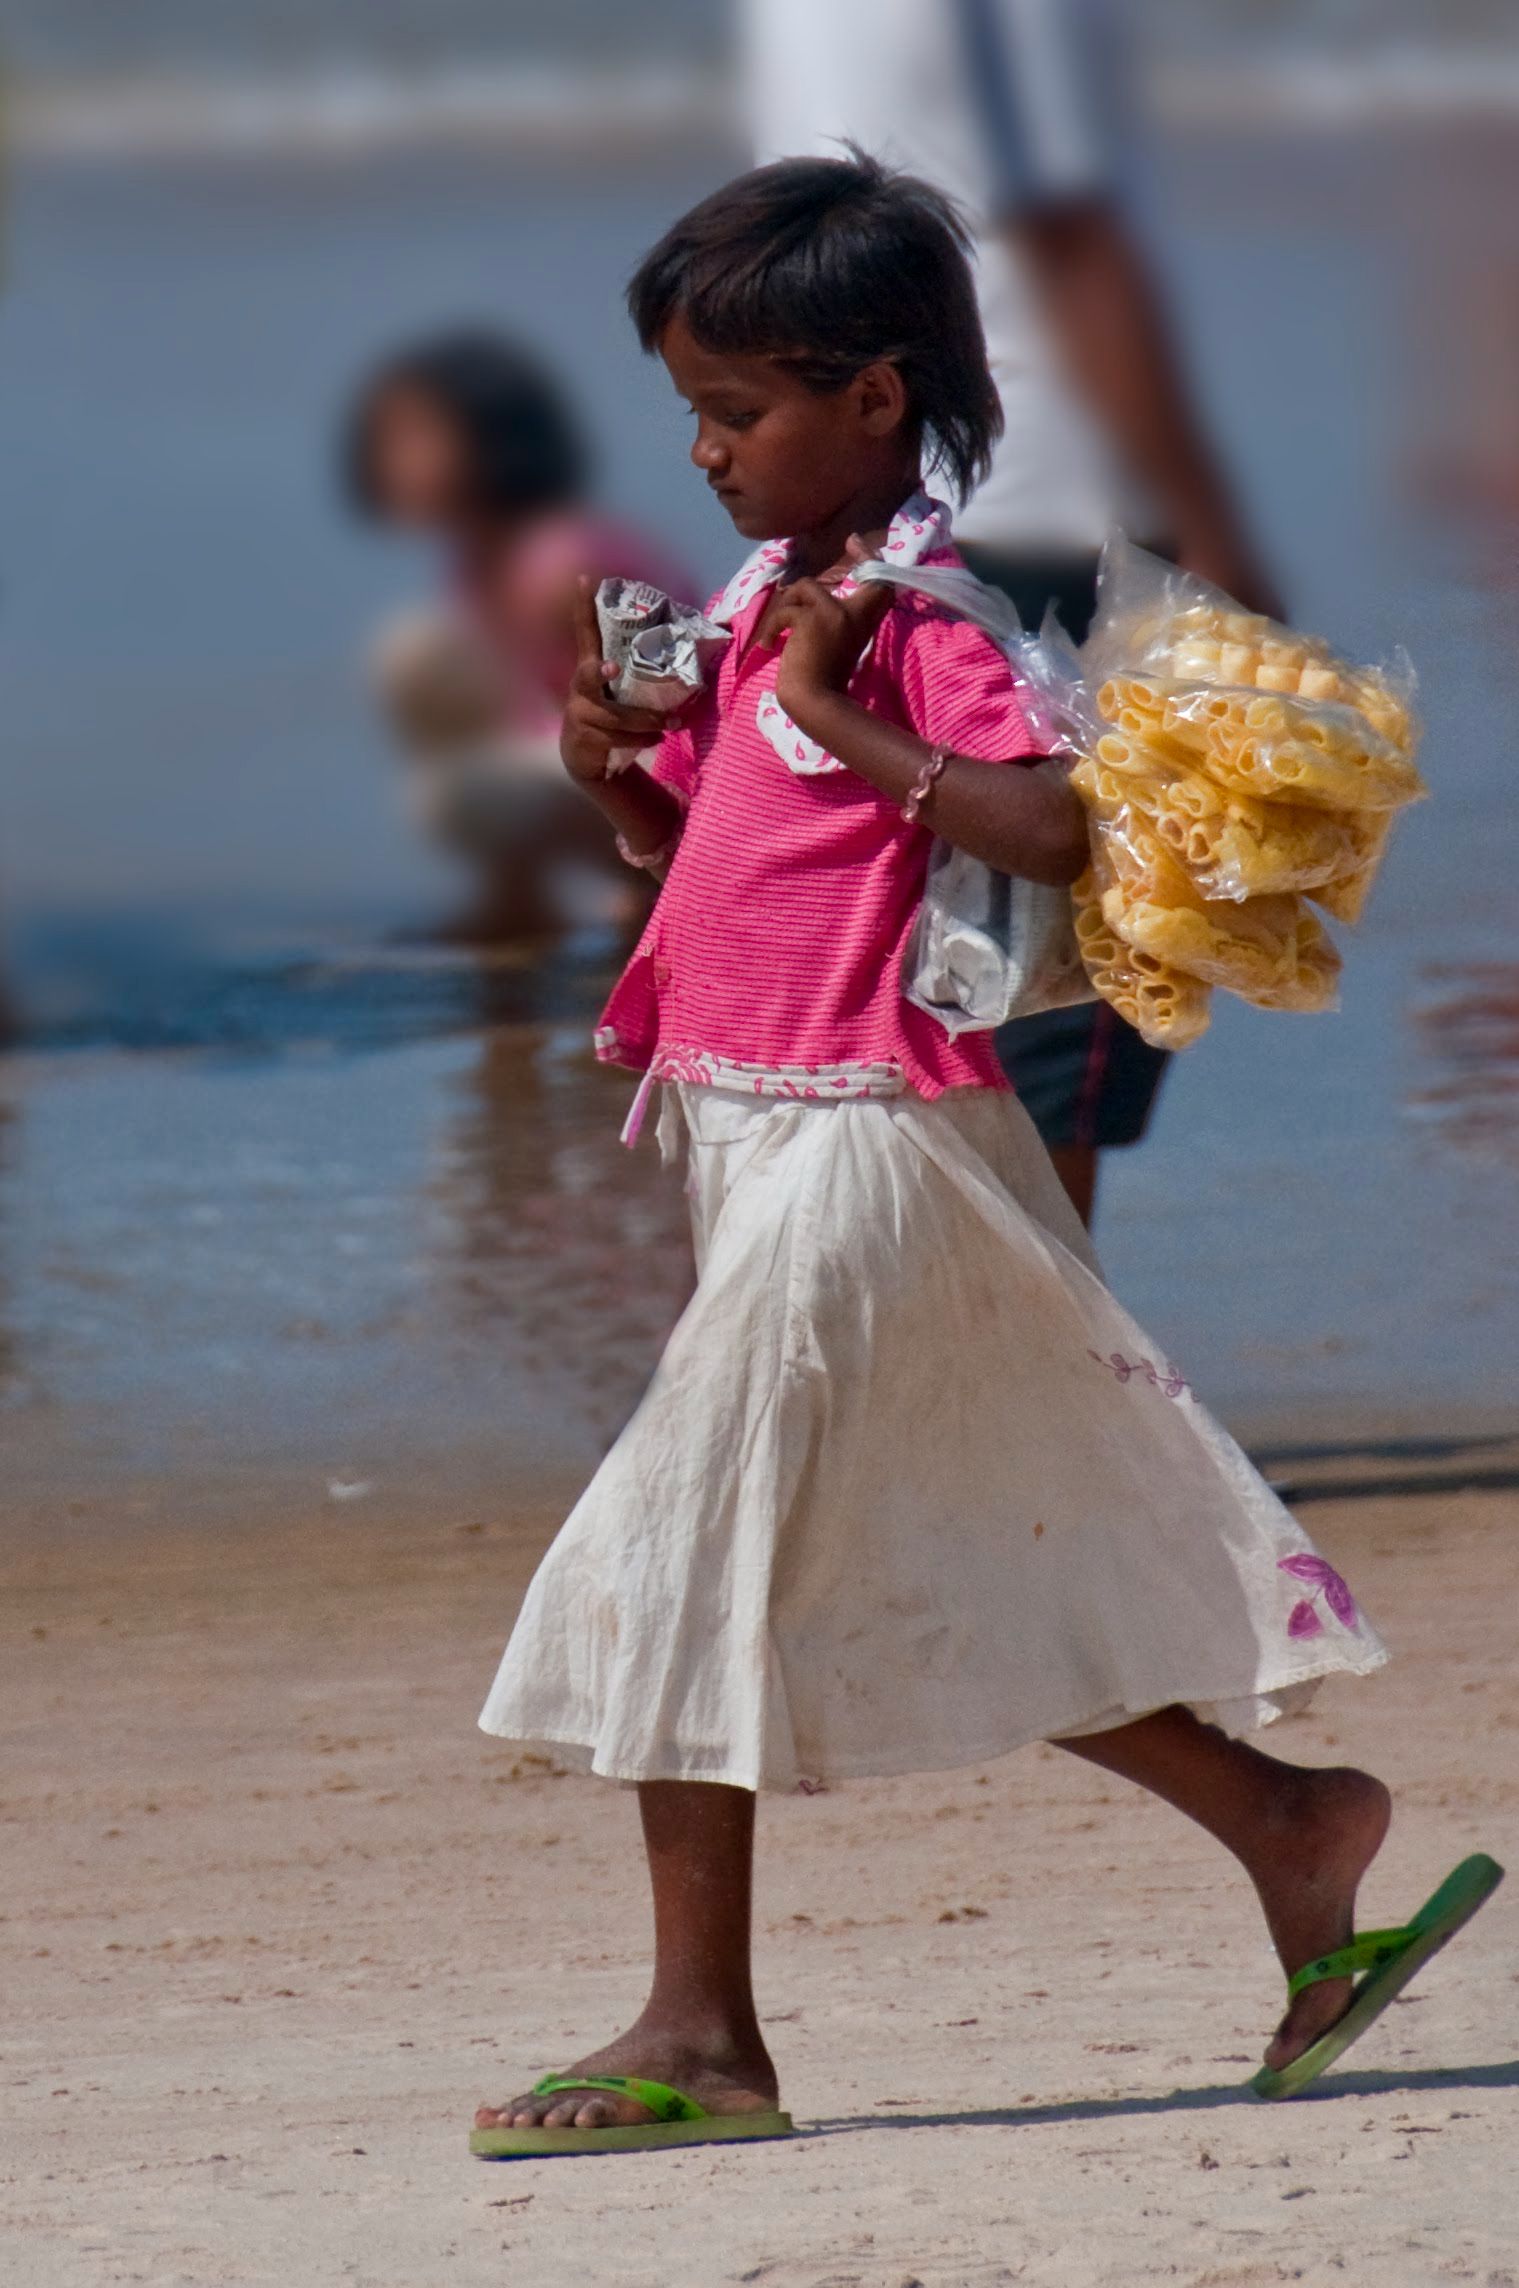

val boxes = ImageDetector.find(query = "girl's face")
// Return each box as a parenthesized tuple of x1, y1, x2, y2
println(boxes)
(367, 385, 473, 533)
(659, 314, 913, 542)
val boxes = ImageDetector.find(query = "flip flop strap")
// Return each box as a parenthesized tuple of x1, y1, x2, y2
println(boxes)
(1286, 1926, 1412, 1998)
(530, 2073, 707, 2122)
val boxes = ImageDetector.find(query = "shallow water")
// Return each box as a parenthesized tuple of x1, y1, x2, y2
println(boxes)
(3, 133, 1519, 1499)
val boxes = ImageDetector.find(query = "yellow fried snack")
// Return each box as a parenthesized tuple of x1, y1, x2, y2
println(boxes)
(1070, 867, 1213, 1050)
(1071, 541, 1420, 998)
(1248, 916, 1343, 1012)
(1096, 677, 1426, 814)
(1160, 605, 1326, 691)
(1198, 705, 1424, 813)
(1141, 604, 1418, 749)
(1311, 812, 1394, 926)
(1073, 745, 1364, 901)
(1089, 729, 1167, 780)
(1094, 675, 1200, 772)
(1084, 820, 1342, 1012)
(1113, 878, 1342, 1011)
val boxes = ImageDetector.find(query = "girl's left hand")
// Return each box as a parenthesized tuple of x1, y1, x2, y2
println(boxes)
(771, 577, 893, 712)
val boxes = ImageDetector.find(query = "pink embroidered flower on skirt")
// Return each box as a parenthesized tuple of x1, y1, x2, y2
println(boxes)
(1088, 1350, 1191, 1400)
(1278, 1552, 1359, 1639)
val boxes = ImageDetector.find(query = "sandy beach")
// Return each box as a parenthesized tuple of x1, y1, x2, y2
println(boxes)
(6, 1466, 1515, 2288)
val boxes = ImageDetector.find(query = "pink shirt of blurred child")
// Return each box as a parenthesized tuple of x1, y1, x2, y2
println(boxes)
(595, 496, 1043, 1102)
(462, 511, 697, 737)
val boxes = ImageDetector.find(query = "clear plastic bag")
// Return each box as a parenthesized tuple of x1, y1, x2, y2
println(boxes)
(905, 831, 1094, 1036)
(1070, 864, 1212, 1050)
(1074, 742, 1365, 902)
(1096, 674, 1426, 814)
(1061, 533, 1428, 1036)
(1084, 534, 1421, 760)
(854, 560, 1096, 1032)
(1086, 818, 1341, 1013)
(1312, 811, 1396, 925)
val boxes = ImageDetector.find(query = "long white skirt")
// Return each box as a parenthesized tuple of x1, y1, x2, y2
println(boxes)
(479, 1085, 1386, 1789)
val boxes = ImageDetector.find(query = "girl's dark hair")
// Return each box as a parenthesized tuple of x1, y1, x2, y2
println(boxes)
(342, 329, 588, 520)
(627, 150, 1002, 502)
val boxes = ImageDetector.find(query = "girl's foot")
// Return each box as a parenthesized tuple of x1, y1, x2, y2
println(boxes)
(474, 2011, 780, 2133)
(1250, 1764, 1392, 2071)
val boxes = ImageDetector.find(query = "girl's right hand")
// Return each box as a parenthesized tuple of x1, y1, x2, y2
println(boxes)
(561, 578, 673, 785)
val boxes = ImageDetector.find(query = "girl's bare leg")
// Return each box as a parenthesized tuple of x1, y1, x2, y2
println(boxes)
(1059, 1705, 1392, 2069)
(475, 1781, 779, 2132)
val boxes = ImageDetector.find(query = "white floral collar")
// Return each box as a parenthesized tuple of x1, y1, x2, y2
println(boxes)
(709, 489, 953, 627)
(708, 490, 955, 776)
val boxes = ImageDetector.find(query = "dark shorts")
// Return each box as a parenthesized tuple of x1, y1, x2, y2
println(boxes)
(958, 542, 1172, 1154)
(994, 998, 1169, 1150)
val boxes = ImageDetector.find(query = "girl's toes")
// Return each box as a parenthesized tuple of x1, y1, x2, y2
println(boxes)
(1265, 1977, 1352, 2070)
(475, 2084, 657, 2133)
(1264, 2020, 1295, 2071)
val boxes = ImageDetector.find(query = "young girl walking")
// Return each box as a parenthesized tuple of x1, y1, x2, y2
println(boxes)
(472, 154, 1499, 2155)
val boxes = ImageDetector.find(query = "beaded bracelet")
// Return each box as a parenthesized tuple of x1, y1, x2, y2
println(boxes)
(901, 744, 950, 826)
(616, 829, 680, 874)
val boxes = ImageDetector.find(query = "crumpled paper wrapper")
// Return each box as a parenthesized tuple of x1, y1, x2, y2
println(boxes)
(595, 578, 729, 773)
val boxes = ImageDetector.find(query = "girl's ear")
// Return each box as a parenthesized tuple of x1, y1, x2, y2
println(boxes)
(853, 359, 909, 440)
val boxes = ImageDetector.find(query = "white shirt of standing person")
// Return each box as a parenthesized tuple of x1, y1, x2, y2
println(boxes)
(740, 0, 1153, 555)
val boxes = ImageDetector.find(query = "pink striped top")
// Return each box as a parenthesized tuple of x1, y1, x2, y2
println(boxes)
(595, 500, 1042, 1102)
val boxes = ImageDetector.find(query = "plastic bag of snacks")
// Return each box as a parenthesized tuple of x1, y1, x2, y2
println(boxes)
(1096, 675, 1424, 814)
(1066, 536, 1428, 1047)
(1073, 737, 1365, 903)
(1082, 536, 1420, 753)
(1070, 866, 1213, 1051)
(1074, 769, 1342, 1012)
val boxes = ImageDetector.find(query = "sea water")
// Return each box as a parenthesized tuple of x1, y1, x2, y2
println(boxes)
(3, 128, 1518, 1500)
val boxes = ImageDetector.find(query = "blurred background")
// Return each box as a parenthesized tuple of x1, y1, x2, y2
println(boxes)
(2, 2, 1518, 1517)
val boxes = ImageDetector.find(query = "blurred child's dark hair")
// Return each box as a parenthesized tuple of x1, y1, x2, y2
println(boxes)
(627, 150, 1002, 502)
(342, 329, 588, 520)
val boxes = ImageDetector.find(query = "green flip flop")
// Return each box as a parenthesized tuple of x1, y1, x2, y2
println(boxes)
(469, 2074, 795, 2159)
(1252, 1852, 1504, 2100)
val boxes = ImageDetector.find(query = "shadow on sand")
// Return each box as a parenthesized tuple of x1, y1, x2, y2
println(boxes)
(805, 2058, 1519, 2138)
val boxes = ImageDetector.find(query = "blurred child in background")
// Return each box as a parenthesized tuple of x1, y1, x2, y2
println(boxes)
(343, 329, 695, 939)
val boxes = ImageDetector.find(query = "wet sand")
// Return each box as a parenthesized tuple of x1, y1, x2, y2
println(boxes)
(6, 1469, 1516, 2288)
